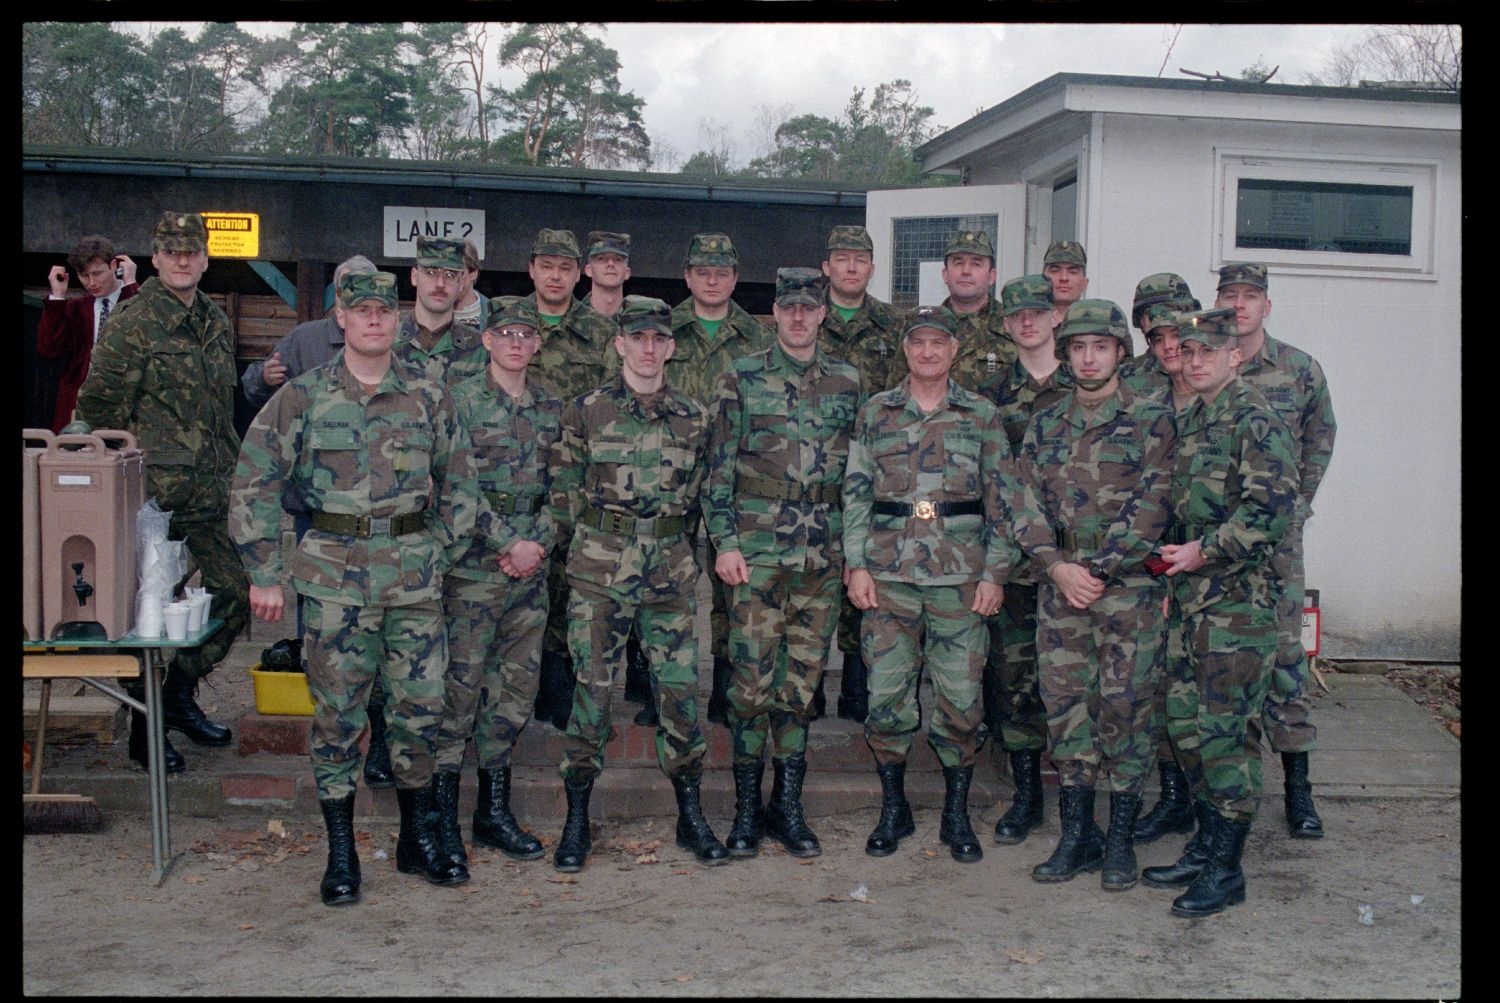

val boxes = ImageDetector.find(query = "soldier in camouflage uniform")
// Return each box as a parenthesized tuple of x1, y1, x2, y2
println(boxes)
(976, 275, 1073, 846)
(520, 228, 623, 732)
(429, 297, 561, 870)
(76, 210, 247, 775)
(1118, 272, 1199, 400)
(1009, 300, 1177, 890)
(817, 224, 905, 723)
(396, 235, 486, 387)
(1041, 240, 1090, 327)
(888, 229, 1016, 391)
(230, 270, 479, 905)
(844, 306, 1019, 863)
(706, 268, 862, 859)
(1140, 308, 1299, 918)
(668, 233, 773, 729)
(548, 296, 729, 872)
(1215, 262, 1337, 839)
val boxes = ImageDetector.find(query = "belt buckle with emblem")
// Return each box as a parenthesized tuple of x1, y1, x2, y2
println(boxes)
(914, 499, 937, 520)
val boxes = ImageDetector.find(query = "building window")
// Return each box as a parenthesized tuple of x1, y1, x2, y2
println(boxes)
(1235, 179, 1413, 255)
(1218, 151, 1436, 278)
(1050, 173, 1078, 243)
(890, 214, 997, 309)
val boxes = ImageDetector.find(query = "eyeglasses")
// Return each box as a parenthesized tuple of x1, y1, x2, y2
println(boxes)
(489, 327, 539, 343)
(417, 266, 461, 283)
(1179, 344, 1224, 362)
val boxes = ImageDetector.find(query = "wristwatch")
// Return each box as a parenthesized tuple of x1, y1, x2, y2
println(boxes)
(1087, 562, 1108, 581)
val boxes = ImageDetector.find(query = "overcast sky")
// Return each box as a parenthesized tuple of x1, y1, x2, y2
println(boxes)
(125, 21, 1379, 167)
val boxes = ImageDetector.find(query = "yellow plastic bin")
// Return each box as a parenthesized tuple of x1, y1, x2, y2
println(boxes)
(249, 664, 315, 716)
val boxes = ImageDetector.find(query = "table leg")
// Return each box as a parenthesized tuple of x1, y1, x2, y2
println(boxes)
(144, 650, 177, 885)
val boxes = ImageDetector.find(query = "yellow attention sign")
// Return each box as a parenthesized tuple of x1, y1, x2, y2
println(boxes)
(202, 212, 260, 258)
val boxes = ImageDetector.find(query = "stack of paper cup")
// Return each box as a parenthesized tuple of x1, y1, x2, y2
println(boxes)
(186, 593, 211, 633)
(135, 591, 164, 638)
(163, 602, 190, 641)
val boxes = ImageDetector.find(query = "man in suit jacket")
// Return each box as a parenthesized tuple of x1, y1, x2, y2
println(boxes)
(37, 235, 138, 432)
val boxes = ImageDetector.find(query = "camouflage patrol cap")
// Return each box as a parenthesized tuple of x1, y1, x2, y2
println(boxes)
(1043, 240, 1087, 269)
(586, 231, 631, 259)
(1056, 299, 1132, 359)
(532, 228, 581, 260)
(944, 229, 995, 261)
(775, 267, 826, 307)
(1141, 303, 1182, 336)
(337, 270, 399, 309)
(1000, 274, 1054, 316)
(485, 295, 540, 332)
(415, 236, 466, 270)
(1131, 272, 1197, 328)
(685, 233, 738, 268)
(152, 211, 208, 254)
(1218, 261, 1268, 291)
(826, 225, 874, 253)
(904, 305, 958, 339)
(618, 296, 674, 336)
(1176, 307, 1239, 346)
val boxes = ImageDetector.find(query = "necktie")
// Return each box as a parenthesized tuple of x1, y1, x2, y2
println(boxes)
(96, 295, 112, 339)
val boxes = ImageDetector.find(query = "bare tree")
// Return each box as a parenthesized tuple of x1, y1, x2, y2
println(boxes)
(1307, 25, 1461, 91)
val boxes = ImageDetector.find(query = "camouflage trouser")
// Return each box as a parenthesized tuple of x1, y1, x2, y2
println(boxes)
(727, 562, 842, 764)
(863, 581, 988, 769)
(1164, 598, 1275, 821)
(835, 591, 862, 655)
(695, 522, 732, 661)
(1147, 614, 1186, 764)
(301, 595, 447, 800)
(559, 583, 706, 781)
(435, 571, 548, 772)
(167, 516, 250, 685)
(983, 581, 1048, 752)
(1037, 576, 1166, 794)
(1264, 522, 1316, 753)
(543, 533, 572, 658)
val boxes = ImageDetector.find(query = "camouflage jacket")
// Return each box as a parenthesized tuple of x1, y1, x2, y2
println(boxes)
(843, 378, 1020, 586)
(1012, 383, 1177, 583)
(394, 313, 486, 388)
(665, 298, 772, 407)
(819, 292, 905, 400)
(76, 277, 238, 522)
(229, 352, 478, 607)
(888, 295, 1017, 392)
(1118, 352, 1171, 399)
(705, 342, 862, 572)
(979, 357, 1074, 452)
(528, 294, 619, 402)
(1237, 332, 1336, 519)
(449, 370, 562, 584)
(1169, 378, 1299, 615)
(548, 376, 709, 598)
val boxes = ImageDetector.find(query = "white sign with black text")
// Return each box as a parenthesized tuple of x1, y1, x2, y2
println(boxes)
(383, 207, 486, 260)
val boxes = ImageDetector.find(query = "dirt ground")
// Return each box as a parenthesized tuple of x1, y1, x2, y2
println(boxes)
(23, 794, 1460, 997)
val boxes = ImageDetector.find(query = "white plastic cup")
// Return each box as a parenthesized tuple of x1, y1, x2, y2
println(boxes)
(163, 603, 190, 641)
(186, 594, 210, 632)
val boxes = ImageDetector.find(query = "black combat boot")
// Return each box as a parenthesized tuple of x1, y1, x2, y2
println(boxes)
(395, 785, 468, 885)
(633, 667, 660, 728)
(1282, 752, 1325, 839)
(725, 760, 765, 858)
(1171, 814, 1252, 917)
(672, 769, 730, 865)
(125, 680, 185, 774)
(809, 673, 827, 721)
(938, 765, 983, 863)
(624, 632, 652, 705)
(362, 683, 394, 789)
(1134, 759, 1193, 843)
(534, 650, 576, 732)
(1032, 786, 1104, 882)
(553, 775, 594, 872)
(318, 793, 361, 906)
(472, 766, 544, 860)
(993, 748, 1045, 845)
(1101, 791, 1143, 891)
(430, 771, 468, 870)
(1142, 801, 1217, 888)
(835, 651, 869, 722)
(865, 761, 916, 857)
(765, 754, 820, 858)
(706, 657, 733, 727)
(161, 669, 232, 746)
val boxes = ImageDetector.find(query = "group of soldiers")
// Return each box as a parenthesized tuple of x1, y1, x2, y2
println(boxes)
(67, 209, 1333, 922)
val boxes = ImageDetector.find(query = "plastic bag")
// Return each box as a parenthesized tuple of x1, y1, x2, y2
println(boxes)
(137, 499, 186, 619)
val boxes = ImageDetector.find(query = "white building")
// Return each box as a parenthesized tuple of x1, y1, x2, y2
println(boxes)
(866, 73, 1460, 661)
